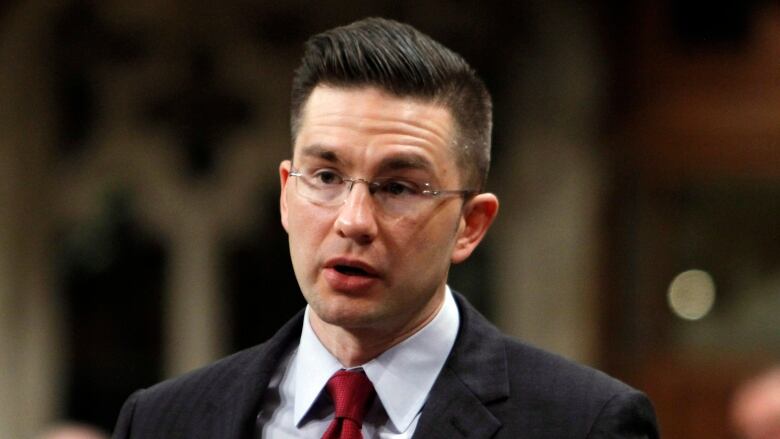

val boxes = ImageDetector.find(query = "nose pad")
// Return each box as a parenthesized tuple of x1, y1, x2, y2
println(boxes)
(345, 178, 374, 195)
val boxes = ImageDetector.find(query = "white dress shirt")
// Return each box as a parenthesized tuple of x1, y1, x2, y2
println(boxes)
(257, 286, 460, 438)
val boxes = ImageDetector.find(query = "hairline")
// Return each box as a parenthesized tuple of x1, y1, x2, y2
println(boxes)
(291, 82, 477, 190)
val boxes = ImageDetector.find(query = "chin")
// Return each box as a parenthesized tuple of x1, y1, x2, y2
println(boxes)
(313, 298, 387, 329)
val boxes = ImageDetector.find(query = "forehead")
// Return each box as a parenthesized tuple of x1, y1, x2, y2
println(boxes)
(294, 86, 457, 174)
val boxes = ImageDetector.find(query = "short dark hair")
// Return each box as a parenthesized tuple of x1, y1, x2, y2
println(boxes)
(290, 17, 492, 191)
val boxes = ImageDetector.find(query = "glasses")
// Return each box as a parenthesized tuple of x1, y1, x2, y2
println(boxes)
(289, 166, 476, 217)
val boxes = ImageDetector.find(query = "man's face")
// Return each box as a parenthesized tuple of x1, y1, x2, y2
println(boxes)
(280, 85, 474, 337)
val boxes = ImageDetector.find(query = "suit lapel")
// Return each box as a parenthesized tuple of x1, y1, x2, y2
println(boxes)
(412, 293, 509, 439)
(412, 367, 502, 439)
(206, 310, 305, 439)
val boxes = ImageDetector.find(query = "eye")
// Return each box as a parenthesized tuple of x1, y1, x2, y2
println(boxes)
(311, 170, 343, 186)
(377, 179, 421, 196)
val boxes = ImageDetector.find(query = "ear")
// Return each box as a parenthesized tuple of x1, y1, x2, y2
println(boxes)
(451, 193, 499, 264)
(279, 160, 292, 232)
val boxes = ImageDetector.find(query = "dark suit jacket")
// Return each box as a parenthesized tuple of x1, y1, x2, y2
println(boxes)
(112, 293, 659, 438)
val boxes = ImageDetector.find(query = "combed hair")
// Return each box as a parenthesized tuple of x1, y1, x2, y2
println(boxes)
(290, 17, 492, 191)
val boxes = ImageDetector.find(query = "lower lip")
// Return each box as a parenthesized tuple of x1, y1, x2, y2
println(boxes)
(323, 267, 380, 293)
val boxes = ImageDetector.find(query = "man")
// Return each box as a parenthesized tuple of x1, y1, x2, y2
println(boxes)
(731, 366, 780, 439)
(38, 422, 109, 439)
(113, 17, 658, 438)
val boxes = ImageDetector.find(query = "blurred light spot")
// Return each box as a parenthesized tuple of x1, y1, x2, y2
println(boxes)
(668, 269, 716, 320)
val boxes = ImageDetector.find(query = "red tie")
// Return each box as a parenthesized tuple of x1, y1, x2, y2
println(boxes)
(322, 369, 376, 439)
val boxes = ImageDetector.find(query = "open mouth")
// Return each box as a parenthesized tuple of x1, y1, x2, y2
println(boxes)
(324, 259, 380, 290)
(334, 265, 371, 276)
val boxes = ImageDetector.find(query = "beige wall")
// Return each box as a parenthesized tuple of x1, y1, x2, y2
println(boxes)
(1, 2, 64, 437)
(492, 1, 604, 365)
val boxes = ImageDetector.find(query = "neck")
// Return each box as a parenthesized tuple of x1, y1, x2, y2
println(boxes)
(309, 291, 446, 367)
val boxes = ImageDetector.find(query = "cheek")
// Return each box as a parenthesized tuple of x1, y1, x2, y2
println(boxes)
(391, 215, 457, 263)
(286, 203, 328, 259)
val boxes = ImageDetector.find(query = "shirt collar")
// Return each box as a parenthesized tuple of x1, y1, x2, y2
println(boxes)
(293, 307, 344, 426)
(293, 286, 460, 432)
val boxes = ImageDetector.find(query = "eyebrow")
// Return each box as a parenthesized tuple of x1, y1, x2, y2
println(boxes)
(376, 154, 433, 174)
(297, 144, 434, 175)
(297, 144, 344, 165)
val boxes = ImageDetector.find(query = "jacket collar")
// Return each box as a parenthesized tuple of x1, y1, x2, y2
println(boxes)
(208, 309, 305, 439)
(412, 292, 509, 439)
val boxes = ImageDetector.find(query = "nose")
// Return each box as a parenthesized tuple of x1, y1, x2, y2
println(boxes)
(334, 182, 378, 244)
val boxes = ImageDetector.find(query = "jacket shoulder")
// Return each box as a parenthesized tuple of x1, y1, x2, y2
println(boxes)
(503, 337, 632, 396)
(448, 293, 658, 437)
(496, 332, 658, 437)
(141, 341, 273, 400)
(112, 311, 304, 438)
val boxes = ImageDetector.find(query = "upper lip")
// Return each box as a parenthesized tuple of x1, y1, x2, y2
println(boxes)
(324, 257, 381, 277)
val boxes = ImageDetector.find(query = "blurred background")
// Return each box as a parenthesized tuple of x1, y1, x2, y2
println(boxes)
(1, 1, 779, 437)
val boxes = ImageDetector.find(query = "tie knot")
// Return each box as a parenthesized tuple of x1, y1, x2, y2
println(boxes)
(326, 369, 376, 424)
